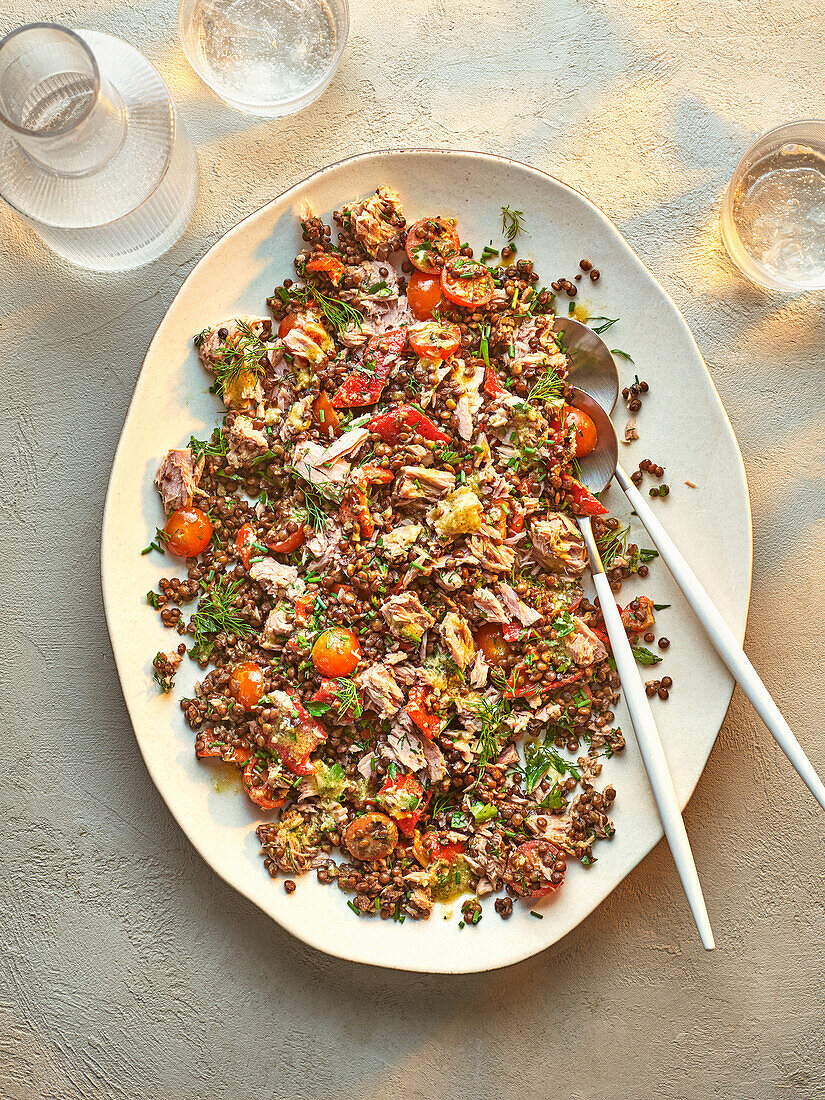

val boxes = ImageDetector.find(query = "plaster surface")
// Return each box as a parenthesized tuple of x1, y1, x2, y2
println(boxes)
(1, 1, 824, 1097)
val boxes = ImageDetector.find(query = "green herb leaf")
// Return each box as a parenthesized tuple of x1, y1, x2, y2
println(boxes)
(630, 645, 663, 666)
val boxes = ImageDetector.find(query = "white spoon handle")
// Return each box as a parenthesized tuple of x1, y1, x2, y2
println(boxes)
(616, 463, 825, 812)
(580, 519, 714, 949)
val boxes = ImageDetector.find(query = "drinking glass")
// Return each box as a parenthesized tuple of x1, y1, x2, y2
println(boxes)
(0, 23, 198, 271)
(178, 0, 349, 118)
(721, 120, 825, 292)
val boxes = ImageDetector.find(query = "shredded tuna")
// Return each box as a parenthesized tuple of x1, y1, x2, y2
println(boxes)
(154, 448, 204, 514)
(439, 611, 475, 670)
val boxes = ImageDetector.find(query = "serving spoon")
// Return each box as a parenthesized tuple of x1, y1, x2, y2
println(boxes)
(568, 387, 715, 950)
(562, 323, 825, 813)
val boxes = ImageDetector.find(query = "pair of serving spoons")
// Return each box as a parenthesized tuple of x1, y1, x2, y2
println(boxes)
(557, 318, 825, 951)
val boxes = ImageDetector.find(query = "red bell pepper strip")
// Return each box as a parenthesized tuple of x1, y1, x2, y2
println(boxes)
(341, 464, 393, 539)
(562, 473, 609, 516)
(305, 253, 345, 286)
(405, 686, 443, 740)
(293, 594, 314, 624)
(367, 404, 451, 444)
(195, 731, 252, 766)
(545, 668, 587, 691)
(502, 622, 522, 643)
(331, 327, 408, 408)
(267, 693, 327, 776)
(484, 362, 505, 398)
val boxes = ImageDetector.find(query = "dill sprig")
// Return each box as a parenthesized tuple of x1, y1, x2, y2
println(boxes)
(209, 319, 271, 395)
(281, 284, 363, 335)
(472, 695, 510, 771)
(596, 522, 630, 569)
(501, 205, 527, 244)
(335, 677, 362, 719)
(293, 472, 344, 533)
(189, 573, 253, 659)
(527, 366, 565, 406)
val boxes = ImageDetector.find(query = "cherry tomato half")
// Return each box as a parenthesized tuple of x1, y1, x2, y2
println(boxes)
(407, 271, 444, 320)
(163, 507, 213, 558)
(312, 391, 342, 439)
(440, 257, 494, 309)
(620, 594, 656, 635)
(405, 217, 460, 273)
(473, 623, 511, 667)
(229, 660, 265, 712)
(344, 812, 399, 861)
(564, 405, 598, 458)
(311, 627, 362, 677)
(505, 838, 567, 898)
(413, 831, 467, 867)
(243, 757, 287, 810)
(266, 526, 306, 554)
(408, 320, 462, 361)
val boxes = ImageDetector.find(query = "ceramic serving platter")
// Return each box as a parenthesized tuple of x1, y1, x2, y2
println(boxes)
(102, 150, 752, 972)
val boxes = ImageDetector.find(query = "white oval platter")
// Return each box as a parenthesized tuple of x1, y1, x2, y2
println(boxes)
(102, 150, 752, 972)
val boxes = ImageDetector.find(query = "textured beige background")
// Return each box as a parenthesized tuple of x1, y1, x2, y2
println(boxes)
(1, 1, 824, 1097)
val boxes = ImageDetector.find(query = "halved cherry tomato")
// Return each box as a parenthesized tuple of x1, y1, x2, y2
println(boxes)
(235, 522, 255, 569)
(378, 773, 428, 837)
(408, 320, 461, 361)
(278, 313, 302, 338)
(229, 660, 265, 712)
(305, 253, 345, 285)
(440, 257, 494, 309)
(505, 838, 567, 898)
(405, 217, 460, 273)
(620, 595, 655, 635)
(312, 391, 342, 439)
(163, 507, 213, 558)
(311, 627, 362, 677)
(344, 812, 398, 860)
(551, 405, 598, 458)
(473, 623, 511, 666)
(266, 526, 306, 554)
(242, 756, 287, 810)
(413, 831, 467, 867)
(407, 270, 444, 320)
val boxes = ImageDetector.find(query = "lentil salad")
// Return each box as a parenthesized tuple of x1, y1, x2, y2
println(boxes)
(146, 186, 663, 924)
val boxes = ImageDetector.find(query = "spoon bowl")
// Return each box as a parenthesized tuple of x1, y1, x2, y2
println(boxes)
(567, 386, 618, 496)
(553, 317, 620, 413)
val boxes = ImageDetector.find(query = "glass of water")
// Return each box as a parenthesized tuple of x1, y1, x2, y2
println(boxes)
(721, 120, 825, 292)
(178, 0, 349, 118)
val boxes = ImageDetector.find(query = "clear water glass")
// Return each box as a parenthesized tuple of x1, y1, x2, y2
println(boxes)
(178, 0, 349, 118)
(721, 120, 825, 292)
(0, 23, 198, 271)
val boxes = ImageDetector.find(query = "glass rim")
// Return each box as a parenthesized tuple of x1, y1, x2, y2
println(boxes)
(177, 0, 349, 114)
(0, 22, 101, 138)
